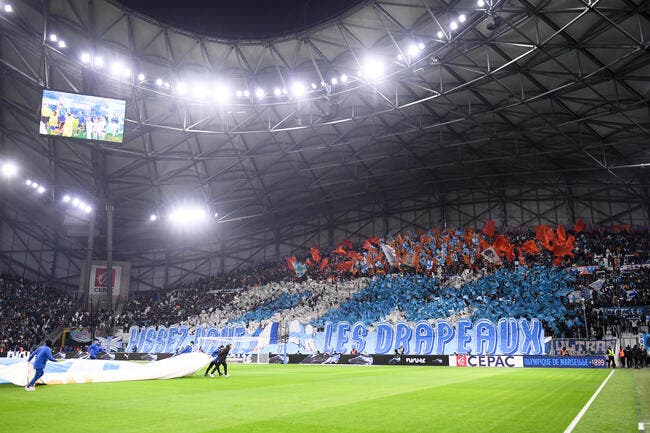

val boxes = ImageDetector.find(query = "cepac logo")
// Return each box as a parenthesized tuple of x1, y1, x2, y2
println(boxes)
(94, 268, 111, 287)
(456, 355, 468, 367)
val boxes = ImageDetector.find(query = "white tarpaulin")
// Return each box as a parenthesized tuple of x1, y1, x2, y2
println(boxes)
(0, 352, 211, 386)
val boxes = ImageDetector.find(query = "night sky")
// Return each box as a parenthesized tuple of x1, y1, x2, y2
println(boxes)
(122, 0, 363, 38)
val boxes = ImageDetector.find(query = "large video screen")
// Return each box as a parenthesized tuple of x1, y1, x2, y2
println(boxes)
(39, 89, 126, 143)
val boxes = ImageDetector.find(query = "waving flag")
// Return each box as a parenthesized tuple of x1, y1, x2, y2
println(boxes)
(294, 262, 307, 277)
(380, 243, 397, 267)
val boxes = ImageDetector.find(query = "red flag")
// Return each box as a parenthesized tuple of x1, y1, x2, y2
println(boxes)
(520, 240, 540, 256)
(557, 225, 567, 243)
(339, 239, 354, 250)
(319, 258, 329, 271)
(482, 219, 496, 238)
(332, 246, 347, 255)
(362, 240, 373, 250)
(310, 247, 321, 263)
(285, 256, 296, 271)
(573, 218, 586, 233)
(494, 235, 515, 262)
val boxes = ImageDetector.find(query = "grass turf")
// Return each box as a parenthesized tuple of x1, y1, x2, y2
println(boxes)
(0, 364, 646, 433)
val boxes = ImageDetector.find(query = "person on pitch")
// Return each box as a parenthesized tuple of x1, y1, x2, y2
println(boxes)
(204, 345, 224, 377)
(215, 344, 232, 377)
(88, 341, 105, 360)
(176, 341, 194, 356)
(25, 339, 57, 391)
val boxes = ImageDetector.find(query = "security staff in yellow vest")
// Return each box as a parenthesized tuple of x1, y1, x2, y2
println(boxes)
(607, 347, 616, 368)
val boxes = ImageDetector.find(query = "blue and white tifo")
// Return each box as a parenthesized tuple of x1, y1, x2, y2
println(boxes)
(124, 318, 546, 356)
(0, 353, 211, 387)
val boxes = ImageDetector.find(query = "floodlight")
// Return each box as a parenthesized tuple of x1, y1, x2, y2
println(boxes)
(243, 90, 250, 97)
(459, 14, 467, 23)
(292, 82, 305, 97)
(25, 179, 32, 186)
(1, 161, 18, 178)
(311, 82, 317, 89)
(155, 78, 163, 86)
(78, 201, 86, 209)
(191, 83, 207, 99)
(418, 42, 425, 50)
(150, 214, 158, 222)
(408, 44, 419, 57)
(397, 54, 403, 61)
(93, 57, 104, 68)
(168, 206, 208, 225)
(72, 197, 80, 206)
(361, 56, 385, 81)
(321, 81, 327, 87)
(31, 182, 38, 189)
(273, 88, 281, 97)
(450, 21, 458, 30)
(84, 205, 92, 214)
(37, 186, 46, 194)
(80, 52, 91, 63)
(236, 90, 243, 97)
(340, 74, 348, 83)
(437, 31, 444, 38)
(255, 87, 265, 99)
(282, 88, 288, 95)
(50, 34, 58, 42)
(4, 4, 13, 13)
(213, 84, 230, 103)
(62, 195, 71, 203)
(137, 73, 146, 81)
(164, 82, 170, 88)
(176, 82, 188, 95)
(331, 77, 338, 85)
(477, 0, 485, 6)
(58, 40, 66, 48)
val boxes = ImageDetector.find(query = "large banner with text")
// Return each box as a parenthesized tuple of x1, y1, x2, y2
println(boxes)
(125, 318, 545, 355)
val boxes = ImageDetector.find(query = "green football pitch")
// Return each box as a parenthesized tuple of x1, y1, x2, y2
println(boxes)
(1, 364, 647, 433)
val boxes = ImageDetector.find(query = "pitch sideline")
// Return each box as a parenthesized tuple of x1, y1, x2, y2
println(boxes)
(563, 369, 615, 433)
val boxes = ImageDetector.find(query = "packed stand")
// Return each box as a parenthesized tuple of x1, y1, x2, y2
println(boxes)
(0, 274, 76, 352)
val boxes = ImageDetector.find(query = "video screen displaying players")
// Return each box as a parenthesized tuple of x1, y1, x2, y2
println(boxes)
(39, 89, 126, 144)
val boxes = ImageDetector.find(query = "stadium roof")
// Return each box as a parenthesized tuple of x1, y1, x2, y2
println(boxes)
(0, 0, 649, 258)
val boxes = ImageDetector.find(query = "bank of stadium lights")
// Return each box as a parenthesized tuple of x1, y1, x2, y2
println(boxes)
(80, 52, 104, 69)
(358, 56, 385, 82)
(62, 194, 93, 214)
(110, 62, 130, 77)
(2, 3, 13, 13)
(49, 34, 66, 49)
(149, 214, 158, 222)
(255, 87, 265, 100)
(1, 161, 18, 178)
(168, 205, 209, 226)
(25, 179, 46, 194)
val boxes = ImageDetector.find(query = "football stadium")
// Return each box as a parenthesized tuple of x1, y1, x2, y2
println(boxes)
(0, 0, 649, 432)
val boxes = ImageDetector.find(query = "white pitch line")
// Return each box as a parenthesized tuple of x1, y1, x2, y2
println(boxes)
(564, 369, 616, 433)
(639, 422, 645, 431)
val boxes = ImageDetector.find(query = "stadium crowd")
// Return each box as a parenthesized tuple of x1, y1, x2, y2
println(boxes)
(0, 273, 75, 353)
(0, 224, 647, 352)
